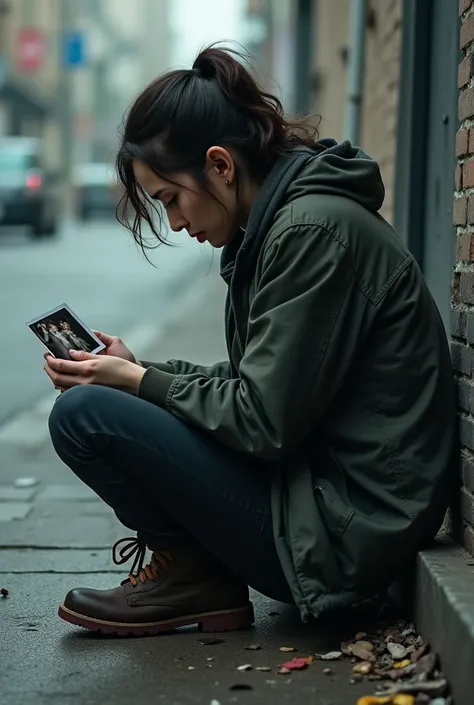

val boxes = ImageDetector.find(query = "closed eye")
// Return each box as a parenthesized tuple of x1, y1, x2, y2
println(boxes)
(164, 196, 176, 210)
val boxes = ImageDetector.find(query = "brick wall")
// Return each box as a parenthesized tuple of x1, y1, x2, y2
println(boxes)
(451, 0, 474, 556)
(360, 0, 402, 224)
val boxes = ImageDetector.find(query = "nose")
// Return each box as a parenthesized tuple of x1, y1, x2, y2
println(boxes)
(167, 211, 188, 233)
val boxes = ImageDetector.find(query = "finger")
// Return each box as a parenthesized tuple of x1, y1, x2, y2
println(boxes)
(92, 330, 115, 345)
(69, 349, 96, 361)
(44, 364, 83, 389)
(46, 355, 91, 375)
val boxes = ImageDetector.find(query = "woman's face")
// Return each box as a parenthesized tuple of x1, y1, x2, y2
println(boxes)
(132, 147, 240, 249)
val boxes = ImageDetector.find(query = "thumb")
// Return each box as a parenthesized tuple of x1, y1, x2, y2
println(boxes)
(69, 349, 95, 361)
(92, 330, 115, 345)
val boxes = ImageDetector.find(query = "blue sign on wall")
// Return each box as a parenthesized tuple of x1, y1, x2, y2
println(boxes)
(63, 31, 85, 67)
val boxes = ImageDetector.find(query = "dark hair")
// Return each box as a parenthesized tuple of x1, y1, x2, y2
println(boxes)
(116, 43, 319, 252)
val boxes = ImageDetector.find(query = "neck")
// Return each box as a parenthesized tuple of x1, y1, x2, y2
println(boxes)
(239, 178, 261, 229)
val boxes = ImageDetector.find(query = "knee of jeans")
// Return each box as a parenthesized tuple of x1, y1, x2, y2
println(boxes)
(48, 385, 105, 445)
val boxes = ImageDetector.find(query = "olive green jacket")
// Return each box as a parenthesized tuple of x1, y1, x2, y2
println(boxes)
(139, 141, 457, 620)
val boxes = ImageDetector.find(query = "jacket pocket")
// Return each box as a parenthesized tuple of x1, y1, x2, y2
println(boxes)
(312, 449, 355, 537)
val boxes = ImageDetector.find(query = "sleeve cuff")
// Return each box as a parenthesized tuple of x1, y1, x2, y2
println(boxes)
(137, 366, 177, 407)
(139, 361, 175, 374)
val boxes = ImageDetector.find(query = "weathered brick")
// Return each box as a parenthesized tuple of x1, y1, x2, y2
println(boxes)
(459, 55, 472, 88)
(466, 310, 474, 343)
(454, 197, 468, 225)
(460, 86, 474, 120)
(461, 452, 474, 493)
(457, 128, 469, 155)
(468, 197, 474, 224)
(460, 413, 474, 449)
(453, 271, 461, 304)
(461, 12, 474, 48)
(461, 522, 474, 555)
(460, 270, 474, 303)
(456, 164, 463, 190)
(469, 128, 474, 154)
(451, 340, 474, 374)
(460, 0, 472, 16)
(460, 486, 474, 525)
(463, 159, 474, 186)
(452, 307, 467, 337)
(457, 232, 474, 260)
(458, 377, 471, 411)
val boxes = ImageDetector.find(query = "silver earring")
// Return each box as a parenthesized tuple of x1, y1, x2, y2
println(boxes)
(225, 179, 230, 185)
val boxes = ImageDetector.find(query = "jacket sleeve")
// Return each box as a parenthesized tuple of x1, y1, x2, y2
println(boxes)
(137, 225, 371, 460)
(139, 360, 231, 378)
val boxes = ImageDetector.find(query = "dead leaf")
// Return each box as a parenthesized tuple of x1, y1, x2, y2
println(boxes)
(357, 697, 392, 705)
(319, 651, 343, 660)
(237, 664, 252, 671)
(393, 659, 411, 669)
(281, 657, 308, 671)
(197, 637, 224, 646)
(353, 662, 373, 675)
(351, 643, 376, 663)
(279, 646, 297, 653)
(387, 663, 417, 680)
(0, 588, 8, 597)
(414, 652, 437, 678)
(230, 683, 253, 690)
(355, 631, 367, 640)
(244, 644, 261, 651)
(341, 641, 354, 655)
(323, 667, 332, 675)
(187, 666, 195, 670)
(392, 696, 415, 705)
(305, 655, 315, 664)
(375, 679, 447, 698)
(387, 642, 408, 660)
(255, 666, 271, 672)
(355, 640, 374, 652)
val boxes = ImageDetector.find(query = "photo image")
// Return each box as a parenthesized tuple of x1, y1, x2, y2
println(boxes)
(26, 304, 105, 360)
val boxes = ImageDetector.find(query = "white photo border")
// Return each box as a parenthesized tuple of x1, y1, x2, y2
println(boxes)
(26, 303, 105, 356)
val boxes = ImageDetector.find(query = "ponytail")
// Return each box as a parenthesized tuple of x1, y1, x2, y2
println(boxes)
(117, 43, 319, 250)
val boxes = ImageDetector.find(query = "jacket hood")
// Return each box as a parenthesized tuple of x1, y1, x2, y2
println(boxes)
(220, 139, 385, 281)
(283, 138, 385, 213)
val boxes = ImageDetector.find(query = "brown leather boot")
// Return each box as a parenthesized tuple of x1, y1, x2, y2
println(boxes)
(58, 536, 254, 636)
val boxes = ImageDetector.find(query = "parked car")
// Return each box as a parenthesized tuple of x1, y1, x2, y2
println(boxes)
(0, 136, 59, 237)
(74, 162, 120, 220)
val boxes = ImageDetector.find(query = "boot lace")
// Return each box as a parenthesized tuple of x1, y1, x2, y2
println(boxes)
(112, 537, 172, 588)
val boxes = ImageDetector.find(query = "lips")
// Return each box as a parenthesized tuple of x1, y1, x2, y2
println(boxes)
(191, 232, 206, 243)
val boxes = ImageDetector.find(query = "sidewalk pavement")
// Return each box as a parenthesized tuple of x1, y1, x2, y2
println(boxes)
(0, 263, 466, 704)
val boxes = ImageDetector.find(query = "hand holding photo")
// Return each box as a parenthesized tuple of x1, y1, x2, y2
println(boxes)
(26, 304, 105, 360)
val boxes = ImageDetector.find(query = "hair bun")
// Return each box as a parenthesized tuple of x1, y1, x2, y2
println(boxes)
(192, 53, 215, 79)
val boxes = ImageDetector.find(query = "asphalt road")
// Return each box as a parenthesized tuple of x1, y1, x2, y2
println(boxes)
(0, 217, 212, 425)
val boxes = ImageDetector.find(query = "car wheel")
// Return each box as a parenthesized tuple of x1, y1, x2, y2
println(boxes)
(31, 215, 58, 238)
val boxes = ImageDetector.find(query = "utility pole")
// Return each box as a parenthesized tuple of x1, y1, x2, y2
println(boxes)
(58, 0, 74, 216)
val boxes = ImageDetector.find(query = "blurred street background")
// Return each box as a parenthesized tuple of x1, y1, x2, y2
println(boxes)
(0, 1, 471, 704)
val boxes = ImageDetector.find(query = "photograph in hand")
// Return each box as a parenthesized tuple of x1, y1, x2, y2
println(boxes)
(26, 304, 105, 360)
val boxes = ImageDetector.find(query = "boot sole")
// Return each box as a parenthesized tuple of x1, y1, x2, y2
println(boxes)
(58, 601, 255, 637)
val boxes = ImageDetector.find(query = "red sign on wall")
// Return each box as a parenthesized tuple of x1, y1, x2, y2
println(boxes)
(17, 29, 45, 72)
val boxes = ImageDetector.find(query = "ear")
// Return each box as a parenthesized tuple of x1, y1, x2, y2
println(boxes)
(205, 146, 235, 185)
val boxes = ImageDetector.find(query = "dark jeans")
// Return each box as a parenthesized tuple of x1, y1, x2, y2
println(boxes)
(48, 385, 294, 604)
